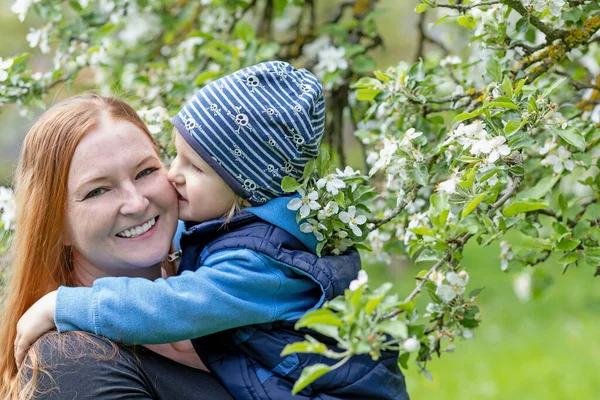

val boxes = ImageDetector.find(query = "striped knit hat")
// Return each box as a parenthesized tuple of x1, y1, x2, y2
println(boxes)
(171, 61, 325, 205)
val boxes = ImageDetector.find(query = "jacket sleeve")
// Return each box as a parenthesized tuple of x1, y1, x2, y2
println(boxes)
(55, 248, 320, 344)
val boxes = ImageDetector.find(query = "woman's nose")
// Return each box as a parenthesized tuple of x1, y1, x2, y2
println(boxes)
(119, 184, 150, 215)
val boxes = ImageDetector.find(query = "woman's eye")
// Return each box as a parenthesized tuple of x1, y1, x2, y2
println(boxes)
(83, 188, 107, 200)
(136, 167, 158, 179)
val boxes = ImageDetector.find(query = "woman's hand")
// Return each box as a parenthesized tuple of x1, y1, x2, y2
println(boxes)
(15, 290, 58, 368)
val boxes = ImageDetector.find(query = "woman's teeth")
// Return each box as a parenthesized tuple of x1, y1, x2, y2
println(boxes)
(117, 217, 156, 238)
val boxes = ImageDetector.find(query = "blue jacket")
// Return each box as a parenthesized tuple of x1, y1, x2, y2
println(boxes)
(185, 206, 409, 399)
(55, 197, 408, 398)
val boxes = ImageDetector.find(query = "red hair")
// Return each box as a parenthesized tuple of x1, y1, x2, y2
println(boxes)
(0, 94, 158, 398)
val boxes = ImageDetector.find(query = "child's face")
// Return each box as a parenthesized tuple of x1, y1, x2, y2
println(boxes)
(168, 132, 236, 222)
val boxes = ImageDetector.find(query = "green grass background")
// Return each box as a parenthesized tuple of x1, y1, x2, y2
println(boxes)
(366, 239, 600, 400)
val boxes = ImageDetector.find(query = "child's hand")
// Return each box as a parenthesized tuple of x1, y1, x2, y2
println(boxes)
(14, 290, 58, 368)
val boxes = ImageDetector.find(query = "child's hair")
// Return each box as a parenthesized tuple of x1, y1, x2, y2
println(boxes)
(224, 195, 251, 224)
(171, 61, 324, 207)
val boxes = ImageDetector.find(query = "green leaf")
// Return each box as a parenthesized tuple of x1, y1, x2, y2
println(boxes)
(194, 71, 223, 86)
(456, 156, 481, 163)
(559, 252, 579, 265)
(486, 58, 502, 82)
(302, 159, 317, 181)
(233, 21, 256, 42)
(351, 77, 381, 89)
(505, 120, 522, 135)
(356, 88, 381, 101)
(281, 341, 328, 356)
(541, 77, 566, 98)
(452, 109, 482, 125)
(488, 100, 518, 110)
(257, 42, 280, 59)
(292, 364, 331, 394)
(415, 3, 430, 13)
(295, 309, 343, 329)
(398, 352, 410, 369)
(457, 15, 477, 30)
(516, 175, 560, 200)
(411, 227, 436, 236)
(503, 200, 548, 217)
(469, 287, 484, 298)
(462, 193, 487, 218)
(502, 76, 513, 98)
(281, 176, 302, 192)
(317, 148, 331, 176)
(415, 248, 441, 263)
(412, 164, 429, 186)
(557, 238, 580, 252)
(379, 319, 408, 339)
(557, 128, 586, 151)
(459, 167, 477, 189)
(558, 194, 568, 220)
(351, 55, 377, 74)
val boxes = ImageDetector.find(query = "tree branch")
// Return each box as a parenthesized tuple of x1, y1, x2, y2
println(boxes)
(385, 175, 524, 319)
(425, 0, 501, 11)
(502, 0, 568, 42)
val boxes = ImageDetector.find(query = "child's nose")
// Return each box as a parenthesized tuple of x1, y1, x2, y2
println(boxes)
(167, 159, 184, 185)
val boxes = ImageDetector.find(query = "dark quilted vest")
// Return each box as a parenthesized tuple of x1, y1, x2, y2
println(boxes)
(179, 213, 409, 400)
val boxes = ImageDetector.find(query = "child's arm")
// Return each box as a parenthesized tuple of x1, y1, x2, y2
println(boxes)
(14, 290, 57, 367)
(54, 248, 318, 346)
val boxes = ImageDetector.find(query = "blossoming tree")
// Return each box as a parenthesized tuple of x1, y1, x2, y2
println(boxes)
(1, 0, 599, 394)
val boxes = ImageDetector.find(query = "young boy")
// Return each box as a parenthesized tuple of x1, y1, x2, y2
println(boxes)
(17, 62, 408, 399)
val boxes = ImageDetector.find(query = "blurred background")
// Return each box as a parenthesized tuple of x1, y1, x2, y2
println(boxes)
(1, 0, 598, 399)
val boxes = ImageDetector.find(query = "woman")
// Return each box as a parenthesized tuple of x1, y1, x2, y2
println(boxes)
(0, 95, 232, 399)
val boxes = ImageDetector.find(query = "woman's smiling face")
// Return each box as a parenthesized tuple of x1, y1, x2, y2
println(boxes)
(64, 116, 178, 275)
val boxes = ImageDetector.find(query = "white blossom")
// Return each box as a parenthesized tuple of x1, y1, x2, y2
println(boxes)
(436, 271, 469, 303)
(331, 230, 354, 255)
(335, 166, 360, 177)
(513, 271, 532, 302)
(0, 58, 14, 82)
(302, 36, 331, 59)
(314, 46, 348, 79)
(317, 201, 339, 220)
(338, 206, 367, 236)
(405, 198, 426, 214)
(462, 329, 474, 339)
(300, 219, 326, 241)
(437, 170, 461, 195)
(403, 337, 421, 353)
(26, 26, 50, 54)
(541, 146, 575, 173)
(369, 138, 398, 175)
(499, 241, 514, 272)
(400, 128, 423, 148)
(119, 5, 161, 46)
(287, 189, 321, 218)
(486, 136, 511, 163)
(349, 270, 368, 291)
(524, 0, 565, 17)
(440, 55, 462, 67)
(0, 187, 16, 231)
(448, 121, 487, 150)
(425, 302, 442, 317)
(316, 175, 346, 195)
(538, 138, 557, 155)
(429, 270, 445, 287)
(11, 0, 41, 22)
